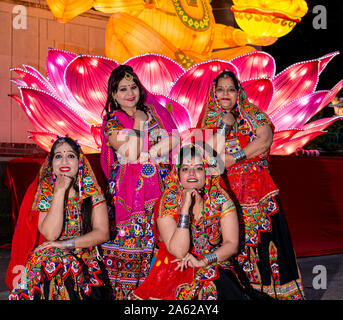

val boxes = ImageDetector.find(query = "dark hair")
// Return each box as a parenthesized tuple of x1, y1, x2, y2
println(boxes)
(49, 136, 92, 235)
(103, 65, 148, 120)
(214, 70, 240, 90)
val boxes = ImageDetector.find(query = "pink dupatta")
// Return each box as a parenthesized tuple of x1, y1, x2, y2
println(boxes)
(100, 93, 177, 225)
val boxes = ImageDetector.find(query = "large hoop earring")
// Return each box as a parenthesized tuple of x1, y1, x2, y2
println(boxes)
(113, 98, 119, 108)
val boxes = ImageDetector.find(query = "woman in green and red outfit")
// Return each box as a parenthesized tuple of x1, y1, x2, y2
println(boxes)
(201, 70, 305, 300)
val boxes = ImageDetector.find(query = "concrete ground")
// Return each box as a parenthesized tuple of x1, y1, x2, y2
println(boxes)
(0, 248, 342, 300)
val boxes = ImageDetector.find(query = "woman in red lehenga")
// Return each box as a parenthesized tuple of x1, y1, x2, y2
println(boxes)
(201, 70, 305, 300)
(6, 137, 111, 300)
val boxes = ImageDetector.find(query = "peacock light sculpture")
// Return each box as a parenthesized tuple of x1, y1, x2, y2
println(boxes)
(10, 48, 343, 155)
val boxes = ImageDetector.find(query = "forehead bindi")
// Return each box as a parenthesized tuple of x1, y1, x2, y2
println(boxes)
(118, 79, 135, 88)
(54, 144, 76, 155)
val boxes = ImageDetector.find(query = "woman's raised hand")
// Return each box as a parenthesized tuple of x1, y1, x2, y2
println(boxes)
(54, 174, 74, 193)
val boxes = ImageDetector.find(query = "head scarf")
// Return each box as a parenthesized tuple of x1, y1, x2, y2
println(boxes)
(201, 70, 272, 131)
(6, 138, 103, 291)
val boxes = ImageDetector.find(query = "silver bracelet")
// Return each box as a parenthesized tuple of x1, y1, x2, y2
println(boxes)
(203, 252, 218, 265)
(62, 238, 75, 250)
(177, 214, 190, 229)
(232, 149, 247, 163)
(217, 121, 231, 136)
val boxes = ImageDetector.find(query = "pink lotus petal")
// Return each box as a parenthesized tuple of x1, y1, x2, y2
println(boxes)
(10, 94, 45, 132)
(317, 79, 343, 113)
(29, 131, 99, 154)
(270, 131, 324, 155)
(298, 116, 343, 133)
(23, 65, 50, 85)
(241, 78, 274, 112)
(125, 54, 185, 96)
(19, 87, 95, 146)
(269, 59, 320, 115)
(91, 125, 102, 149)
(11, 79, 27, 86)
(318, 51, 339, 75)
(45, 48, 98, 122)
(270, 91, 329, 131)
(65, 55, 119, 122)
(152, 94, 191, 131)
(28, 131, 54, 152)
(11, 68, 55, 93)
(230, 51, 276, 81)
(46, 48, 77, 98)
(271, 129, 300, 148)
(169, 60, 239, 127)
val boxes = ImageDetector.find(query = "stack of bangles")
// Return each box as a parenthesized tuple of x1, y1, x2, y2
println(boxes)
(177, 214, 190, 229)
(62, 238, 75, 250)
(232, 149, 246, 163)
(217, 121, 231, 136)
(202, 252, 218, 266)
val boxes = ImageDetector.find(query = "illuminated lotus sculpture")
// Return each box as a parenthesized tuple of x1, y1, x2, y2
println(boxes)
(231, 0, 308, 38)
(11, 48, 343, 155)
(45, 0, 308, 68)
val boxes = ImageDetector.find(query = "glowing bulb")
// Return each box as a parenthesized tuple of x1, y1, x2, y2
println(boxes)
(289, 71, 297, 79)
(304, 80, 313, 88)
(284, 115, 292, 122)
(90, 59, 99, 67)
(258, 85, 265, 92)
(262, 58, 269, 67)
(193, 69, 204, 78)
(56, 58, 64, 65)
(300, 68, 307, 76)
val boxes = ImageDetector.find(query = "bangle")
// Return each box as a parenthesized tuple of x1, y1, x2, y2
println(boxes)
(177, 214, 190, 229)
(62, 238, 75, 250)
(203, 252, 217, 265)
(217, 121, 231, 136)
(232, 149, 246, 163)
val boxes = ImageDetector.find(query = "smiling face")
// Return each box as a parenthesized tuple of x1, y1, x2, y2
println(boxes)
(112, 78, 140, 112)
(52, 142, 79, 178)
(215, 77, 239, 111)
(179, 156, 206, 190)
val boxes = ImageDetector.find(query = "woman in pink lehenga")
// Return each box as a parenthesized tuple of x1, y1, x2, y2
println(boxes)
(100, 65, 178, 299)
